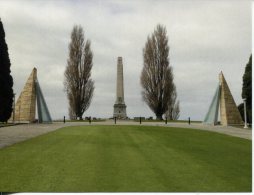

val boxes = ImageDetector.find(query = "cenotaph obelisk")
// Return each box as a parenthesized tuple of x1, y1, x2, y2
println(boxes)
(113, 57, 127, 119)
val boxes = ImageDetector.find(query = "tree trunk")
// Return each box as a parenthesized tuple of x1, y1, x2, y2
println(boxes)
(156, 114, 163, 120)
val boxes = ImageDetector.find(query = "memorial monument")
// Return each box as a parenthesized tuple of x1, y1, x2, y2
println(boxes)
(113, 57, 127, 119)
(12, 68, 52, 123)
(203, 71, 243, 126)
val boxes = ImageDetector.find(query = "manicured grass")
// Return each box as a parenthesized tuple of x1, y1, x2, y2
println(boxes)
(0, 125, 251, 192)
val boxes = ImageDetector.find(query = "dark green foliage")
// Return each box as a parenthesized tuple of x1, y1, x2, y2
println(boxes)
(238, 103, 244, 121)
(0, 19, 13, 122)
(0, 126, 251, 192)
(242, 55, 252, 123)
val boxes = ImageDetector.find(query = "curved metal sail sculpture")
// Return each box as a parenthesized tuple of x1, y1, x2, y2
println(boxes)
(203, 84, 221, 125)
(35, 79, 52, 123)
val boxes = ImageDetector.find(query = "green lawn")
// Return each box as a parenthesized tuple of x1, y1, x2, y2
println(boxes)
(0, 125, 251, 192)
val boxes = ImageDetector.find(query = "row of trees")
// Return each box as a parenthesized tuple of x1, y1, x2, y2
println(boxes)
(2, 19, 249, 122)
(64, 24, 252, 122)
(64, 24, 180, 120)
(0, 20, 178, 122)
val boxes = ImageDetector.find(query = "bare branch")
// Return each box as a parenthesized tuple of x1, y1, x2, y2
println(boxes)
(141, 24, 179, 120)
(64, 25, 94, 120)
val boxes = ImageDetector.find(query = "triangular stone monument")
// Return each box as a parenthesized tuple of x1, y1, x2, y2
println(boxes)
(12, 68, 52, 123)
(203, 71, 243, 126)
(219, 72, 243, 125)
(13, 68, 37, 123)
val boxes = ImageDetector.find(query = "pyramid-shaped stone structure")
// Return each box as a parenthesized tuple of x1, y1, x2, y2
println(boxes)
(13, 68, 37, 122)
(203, 72, 243, 126)
(12, 68, 52, 123)
(219, 72, 243, 126)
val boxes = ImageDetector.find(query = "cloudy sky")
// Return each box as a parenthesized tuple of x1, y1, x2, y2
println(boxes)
(0, 0, 251, 120)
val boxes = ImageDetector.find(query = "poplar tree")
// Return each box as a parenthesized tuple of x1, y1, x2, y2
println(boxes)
(141, 24, 179, 120)
(64, 25, 94, 120)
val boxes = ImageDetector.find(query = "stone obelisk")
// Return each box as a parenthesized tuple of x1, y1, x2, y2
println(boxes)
(113, 57, 127, 119)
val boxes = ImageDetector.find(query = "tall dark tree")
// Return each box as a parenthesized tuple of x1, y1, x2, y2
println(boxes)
(0, 19, 13, 122)
(238, 103, 244, 121)
(241, 55, 252, 124)
(141, 24, 178, 120)
(64, 25, 94, 120)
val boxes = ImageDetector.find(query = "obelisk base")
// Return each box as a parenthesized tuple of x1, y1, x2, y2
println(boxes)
(113, 103, 127, 119)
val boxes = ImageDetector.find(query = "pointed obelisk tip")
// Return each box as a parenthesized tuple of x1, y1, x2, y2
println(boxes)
(117, 56, 122, 64)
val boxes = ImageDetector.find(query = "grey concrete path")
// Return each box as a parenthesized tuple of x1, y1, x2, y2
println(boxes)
(0, 120, 251, 149)
(0, 123, 66, 149)
(160, 122, 252, 140)
(96, 120, 252, 140)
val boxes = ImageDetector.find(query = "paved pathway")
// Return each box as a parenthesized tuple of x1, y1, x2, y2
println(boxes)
(0, 123, 65, 149)
(0, 121, 251, 149)
(98, 120, 252, 140)
(160, 122, 252, 140)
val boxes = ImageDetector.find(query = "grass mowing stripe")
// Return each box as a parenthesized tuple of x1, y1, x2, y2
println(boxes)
(125, 126, 231, 191)
(0, 125, 251, 192)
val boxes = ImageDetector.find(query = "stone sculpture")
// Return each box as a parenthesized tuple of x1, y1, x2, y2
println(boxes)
(12, 68, 52, 123)
(203, 71, 243, 126)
